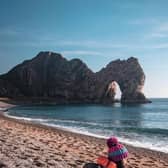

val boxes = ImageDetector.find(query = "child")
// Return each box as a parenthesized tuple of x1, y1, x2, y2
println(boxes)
(107, 136, 128, 168)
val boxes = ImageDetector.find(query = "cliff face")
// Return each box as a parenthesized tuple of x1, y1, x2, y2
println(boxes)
(95, 57, 147, 103)
(0, 51, 150, 104)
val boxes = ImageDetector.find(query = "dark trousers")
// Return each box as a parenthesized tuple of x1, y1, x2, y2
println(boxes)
(115, 160, 125, 168)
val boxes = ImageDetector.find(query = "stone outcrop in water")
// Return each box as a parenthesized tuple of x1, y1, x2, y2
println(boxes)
(96, 57, 148, 103)
(0, 51, 150, 104)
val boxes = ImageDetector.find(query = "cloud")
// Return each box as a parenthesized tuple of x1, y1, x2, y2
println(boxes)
(128, 19, 168, 39)
(0, 29, 20, 36)
(1, 26, 168, 51)
(59, 40, 132, 49)
(0, 27, 29, 37)
(150, 43, 168, 49)
(149, 33, 168, 38)
(0, 30, 135, 50)
(147, 22, 168, 39)
(61, 40, 168, 50)
(60, 50, 127, 59)
(0, 27, 138, 49)
(128, 19, 159, 25)
(157, 23, 168, 32)
(61, 50, 102, 56)
(2, 37, 168, 50)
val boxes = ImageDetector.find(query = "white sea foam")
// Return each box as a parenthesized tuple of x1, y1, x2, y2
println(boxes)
(5, 112, 168, 153)
(118, 137, 168, 153)
(5, 112, 50, 122)
(43, 122, 107, 139)
(0, 107, 7, 111)
(50, 119, 104, 126)
(39, 121, 168, 153)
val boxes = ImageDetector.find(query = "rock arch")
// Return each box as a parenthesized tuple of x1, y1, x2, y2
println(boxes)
(0, 52, 150, 104)
(94, 57, 148, 103)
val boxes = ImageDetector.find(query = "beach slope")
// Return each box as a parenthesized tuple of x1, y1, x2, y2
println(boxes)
(0, 101, 168, 168)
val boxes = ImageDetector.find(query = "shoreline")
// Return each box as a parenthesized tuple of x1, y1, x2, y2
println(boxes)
(4, 110, 168, 155)
(3, 100, 168, 154)
(0, 100, 168, 167)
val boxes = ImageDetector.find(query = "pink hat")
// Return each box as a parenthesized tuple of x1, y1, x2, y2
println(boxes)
(107, 136, 128, 162)
(107, 136, 118, 147)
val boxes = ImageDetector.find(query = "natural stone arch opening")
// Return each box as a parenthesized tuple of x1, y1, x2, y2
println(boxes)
(0, 52, 150, 104)
(102, 81, 122, 104)
(114, 81, 122, 100)
(94, 57, 150, 104)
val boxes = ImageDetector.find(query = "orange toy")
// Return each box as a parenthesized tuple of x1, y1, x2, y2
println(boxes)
(97, 156, 117, 168)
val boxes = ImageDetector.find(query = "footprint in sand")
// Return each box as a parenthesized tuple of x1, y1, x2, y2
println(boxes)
(142, 163, 156, 167)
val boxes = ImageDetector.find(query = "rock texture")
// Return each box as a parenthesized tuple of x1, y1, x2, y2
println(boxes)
(0, 51, 150, 104)
(96, 57, 149, 103)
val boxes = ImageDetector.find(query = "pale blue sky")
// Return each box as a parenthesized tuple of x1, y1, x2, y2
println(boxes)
(0, 0, 168, 98)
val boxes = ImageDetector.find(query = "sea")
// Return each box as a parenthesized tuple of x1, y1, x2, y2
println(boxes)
(6, 98, 168, 153)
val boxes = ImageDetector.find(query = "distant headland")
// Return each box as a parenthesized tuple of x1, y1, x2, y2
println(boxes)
(0, 51, 151, 104)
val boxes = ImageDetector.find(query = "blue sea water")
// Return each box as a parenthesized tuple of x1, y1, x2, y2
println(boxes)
(7, 98, 168, 153)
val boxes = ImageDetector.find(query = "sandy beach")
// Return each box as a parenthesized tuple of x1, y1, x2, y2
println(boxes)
(0, 100, 168, 168)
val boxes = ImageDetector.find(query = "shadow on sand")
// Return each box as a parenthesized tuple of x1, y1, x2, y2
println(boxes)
(83, 163, 103, 168)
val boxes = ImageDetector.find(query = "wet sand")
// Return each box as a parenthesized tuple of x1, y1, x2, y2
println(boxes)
(0, 100, 168, 168)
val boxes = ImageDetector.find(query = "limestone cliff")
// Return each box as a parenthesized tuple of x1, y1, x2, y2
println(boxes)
(95, 57, 148, 103)
(0, 51, 150, 104)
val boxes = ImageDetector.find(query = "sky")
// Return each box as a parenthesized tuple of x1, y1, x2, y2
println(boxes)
(0, 0, 168, 98)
